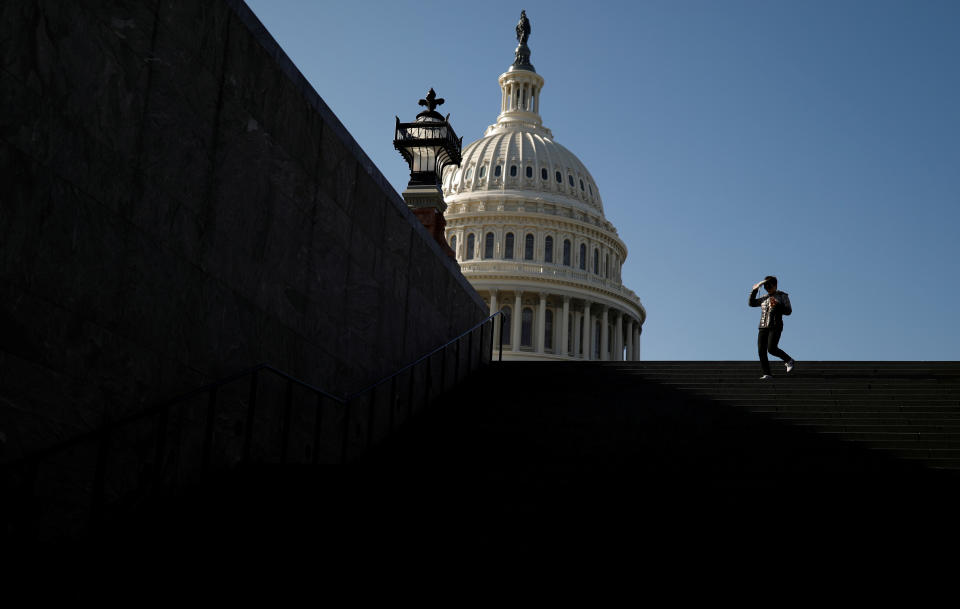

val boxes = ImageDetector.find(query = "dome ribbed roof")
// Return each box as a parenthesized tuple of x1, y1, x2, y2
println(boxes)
(442, 129, 604, 214)
(442, 41, 605, 216)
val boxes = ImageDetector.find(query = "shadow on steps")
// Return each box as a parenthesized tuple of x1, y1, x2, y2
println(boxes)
(85, 363, 960, 561)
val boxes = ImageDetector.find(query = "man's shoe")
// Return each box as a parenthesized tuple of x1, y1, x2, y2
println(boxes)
(760, 375, 773, 380)
(786, 360, 795, 373)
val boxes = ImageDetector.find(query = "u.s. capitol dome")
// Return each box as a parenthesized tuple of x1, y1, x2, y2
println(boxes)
(442, 14, 646, 360)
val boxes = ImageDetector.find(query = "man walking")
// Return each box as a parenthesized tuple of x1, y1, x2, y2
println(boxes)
(749, 276, 796, 380)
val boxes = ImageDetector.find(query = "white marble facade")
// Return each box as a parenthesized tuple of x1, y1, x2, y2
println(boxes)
(443, 51, 646, 361)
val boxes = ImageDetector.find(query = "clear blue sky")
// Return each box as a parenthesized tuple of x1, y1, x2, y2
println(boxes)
(246, 0, 960, 361)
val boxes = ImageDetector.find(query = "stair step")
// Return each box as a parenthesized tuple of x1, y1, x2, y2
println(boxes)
(786, 423, 960, 433)
(708, 396, 959, 404)
(771, 413, 960, 421)
(739, 405, 960, 413)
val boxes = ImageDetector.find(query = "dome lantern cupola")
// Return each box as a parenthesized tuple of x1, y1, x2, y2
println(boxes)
(494, 10, 547, 135)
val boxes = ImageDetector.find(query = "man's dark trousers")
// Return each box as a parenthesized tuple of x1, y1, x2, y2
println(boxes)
(758, 324, 792, 375)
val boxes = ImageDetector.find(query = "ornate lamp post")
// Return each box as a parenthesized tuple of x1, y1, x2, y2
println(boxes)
(394, 88, 462, 258)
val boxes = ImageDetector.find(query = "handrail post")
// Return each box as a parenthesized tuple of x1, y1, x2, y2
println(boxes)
(467, 327, 473, 374)
(91, 421, 111, 529)
(454, 338, 460, 384)
(366, 389, 376, 451)
(340, 399, 351, 465)
(424, 353, 432, 411)
(201, 386, 219, 472)
(389, 376, 397, 433)
(153, 406, 170, 489)
(13, 461, 40, 540)
(440, 345, 447, 396)
(407, 366, 416, 422)
(487, 317, 493, 364)
(280, 379, 293, 464)
(242, 370, 259, 464)
(312, 393, 324, 465)
(499, 312, 504, 362)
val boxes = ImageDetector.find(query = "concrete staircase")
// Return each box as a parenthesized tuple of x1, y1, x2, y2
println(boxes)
(93, 361, 960, 559)
(609, 361, 960, 471)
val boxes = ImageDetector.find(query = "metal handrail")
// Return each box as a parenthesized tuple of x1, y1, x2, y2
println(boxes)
(346, 310, 505, 400)
(6, 311, 506, 469)
(5, 363, 341, 468)
(1, 311, 507, 540)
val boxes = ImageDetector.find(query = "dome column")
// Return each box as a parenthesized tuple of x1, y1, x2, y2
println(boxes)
(512, 292, 522, 352)
(536, 292, 547, 354)
(615, 310, 624, 361)
(581, 300, 593, 361)
(633, 325, 642, 361)
(490, 289, 500, 348)
(600, 306, 610, 361)
(573, 308, 582, 359)
(625, 318, 634, 361)
(560, 296, 570, 358)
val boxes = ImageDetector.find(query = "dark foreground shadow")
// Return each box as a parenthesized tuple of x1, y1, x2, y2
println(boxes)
(30, 364, 960, 565)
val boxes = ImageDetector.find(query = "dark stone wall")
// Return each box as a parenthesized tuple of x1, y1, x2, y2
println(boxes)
(0, 0, 486, 461)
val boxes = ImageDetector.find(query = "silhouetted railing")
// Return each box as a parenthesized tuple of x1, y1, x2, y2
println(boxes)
(1, 312, 505, 542)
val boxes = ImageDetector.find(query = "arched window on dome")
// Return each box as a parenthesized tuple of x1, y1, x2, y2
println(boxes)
(526, 166, 533, 178)
(544, 236, 554, 263)
(466, 233, 475, 260)
(579, 244, 587, 270)
(594, 248, 599, 274)
(545, 309, 554, 350)
(563, 240, 571, 266)
(568, 174, 575, 187)
(521, 307, 533, 347)
(524, 234, 535, 260)
(541, 168, 548, 180)
(465, 167, 473, 180)
(510, 165, 517, 177)
(501, 305, 512, 346)
(604, 253, 610, 278)
(580, 179, 585, 191)
(484, 232, 494, 259)
(588, 183, 593, 196)
(479, 165, 486, 179)
(450, 234, 457, 257)
(495, 165, 502, 177)
(555, 171, 562, 183)
(504, 233, 515, 259)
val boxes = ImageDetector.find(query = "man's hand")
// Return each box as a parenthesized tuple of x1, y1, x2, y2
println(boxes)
(752, 282, 764, 290)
